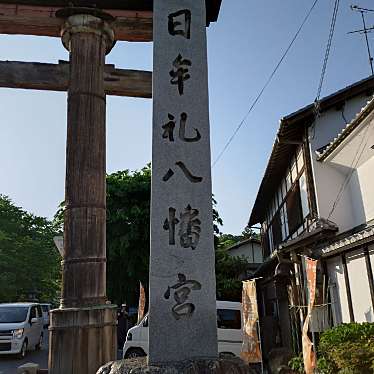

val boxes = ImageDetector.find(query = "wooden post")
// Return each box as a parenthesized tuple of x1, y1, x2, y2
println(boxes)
(49, 10, 117, 374)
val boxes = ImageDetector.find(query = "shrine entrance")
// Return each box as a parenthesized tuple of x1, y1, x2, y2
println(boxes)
(0, 1, 221, 373)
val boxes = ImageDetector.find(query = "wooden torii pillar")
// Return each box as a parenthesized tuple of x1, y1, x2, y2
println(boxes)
(0, 1, 221, 373)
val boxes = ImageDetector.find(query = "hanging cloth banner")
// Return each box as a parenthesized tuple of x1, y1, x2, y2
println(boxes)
(137, 281, 146, 324)
(302, 258, 318, 374)
(241, 280, 262, 364)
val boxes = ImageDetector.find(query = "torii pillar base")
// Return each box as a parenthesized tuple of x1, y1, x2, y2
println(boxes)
(49, 305, 117, 374)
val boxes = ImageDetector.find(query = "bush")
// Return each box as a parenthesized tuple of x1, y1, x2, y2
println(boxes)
(319, 322, 374, 374)
(288, 323, 374, 373)
(288, 353, 333, 374)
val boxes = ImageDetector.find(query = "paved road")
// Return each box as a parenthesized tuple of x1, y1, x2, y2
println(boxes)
(0, 329, 49, 374)
(0, 331, 122, 374)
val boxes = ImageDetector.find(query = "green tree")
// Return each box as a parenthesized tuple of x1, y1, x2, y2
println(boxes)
(0, 195, 60, 303)
(213, 199, 251, 301)
(54, 166, 250, 305)
(106, 166, 151, 306)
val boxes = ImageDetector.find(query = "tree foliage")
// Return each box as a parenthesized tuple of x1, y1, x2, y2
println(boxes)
(0, 195, 60, 303)
(106, 166, 151, 306)
(213, 200, 252, 302)
(318, 322, 374, 373)
(54, 166, 250, 305)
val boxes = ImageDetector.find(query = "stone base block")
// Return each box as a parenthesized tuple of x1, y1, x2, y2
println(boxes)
(49, 304, 117, 374)
(97, 357, 257, 374)
(17, 363, 39, 374)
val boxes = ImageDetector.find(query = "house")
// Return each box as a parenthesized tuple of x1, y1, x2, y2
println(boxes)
(248, 76, 374, 358)
(226, 237, 263, 274)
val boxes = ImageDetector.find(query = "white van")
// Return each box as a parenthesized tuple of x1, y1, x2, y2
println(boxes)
(0, 303, 44, 358)
(123, 301, 242, 359)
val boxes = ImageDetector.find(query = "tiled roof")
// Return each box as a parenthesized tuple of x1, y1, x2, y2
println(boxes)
(322, 224, 374, 255)
(316, 95, 374, 161)
(226, 237, 261, 251)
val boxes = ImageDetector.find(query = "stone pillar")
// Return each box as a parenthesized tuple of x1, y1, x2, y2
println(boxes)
(49, 11, 117, 374)
(149, 0, 218, 364)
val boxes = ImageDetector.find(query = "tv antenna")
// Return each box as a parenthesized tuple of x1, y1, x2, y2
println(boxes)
(349, 5, 374, 75)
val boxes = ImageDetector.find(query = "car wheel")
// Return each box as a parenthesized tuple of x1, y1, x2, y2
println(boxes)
(125, 348, 146, 359)
(17, 340, 27, 359)
(35, 334, 43, 350)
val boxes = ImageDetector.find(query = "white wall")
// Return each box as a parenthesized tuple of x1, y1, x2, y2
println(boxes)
(370, 244, 374, 281)
(326, 248, 374, 326)
(346, 249, 373, 323)
(309, 94, 374, 232)
(355, 157, 374, 223)
(228, 241, 262, 263)
(327, 256, 350, 324)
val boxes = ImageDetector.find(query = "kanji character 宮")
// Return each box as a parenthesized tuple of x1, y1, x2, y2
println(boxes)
(164, 273, 202, 320)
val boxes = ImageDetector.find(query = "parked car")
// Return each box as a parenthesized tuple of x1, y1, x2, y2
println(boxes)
(123, 300, 242, 359)
(0, 303, 44, 358)
(40, 303, 52, 328)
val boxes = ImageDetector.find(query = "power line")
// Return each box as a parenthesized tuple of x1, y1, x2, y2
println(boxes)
(211, 0, 320, 168)
(315, 0, 340, 105)
(311, 0, 340, 140)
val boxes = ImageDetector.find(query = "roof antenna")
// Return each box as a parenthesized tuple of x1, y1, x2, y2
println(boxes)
(349, 5, 374, 75)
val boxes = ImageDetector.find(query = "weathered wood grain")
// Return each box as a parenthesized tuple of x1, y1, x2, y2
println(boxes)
(0, 4, 153, 41)
(0, 60, 152, 98)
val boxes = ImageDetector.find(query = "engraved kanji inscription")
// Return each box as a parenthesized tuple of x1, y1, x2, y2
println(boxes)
(162, 112, 201, 143)
(163, 205, 201, 249)
(164, 273, 202, 320)
(179, 205, 201, 249)
(170, 54, 191, 95)
(163, 161, 203, 183)
(179, 112, 201, 142)
(168, 9, 191, 39)
(162, 114, 176, 142)
(163, 207, 180, 246)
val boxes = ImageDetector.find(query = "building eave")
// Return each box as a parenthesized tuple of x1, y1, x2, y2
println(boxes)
(226, 237, 261, 252)
(317, 95, 374, 162)
(248, 75, 374, 226)
(322, 224, 374, 257)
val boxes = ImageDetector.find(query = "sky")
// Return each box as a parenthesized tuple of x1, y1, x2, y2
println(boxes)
(1, 0, 374, 235)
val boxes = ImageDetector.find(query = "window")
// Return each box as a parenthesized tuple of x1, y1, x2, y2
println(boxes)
(261, 145, 309, 249)
(299, 173, 310, 219)
(286, 172, 291, 191)
(217, 309, 241, 329)
(37, 305, 43, 318)
(30, 306, 37, 320)
(297, 149, 304, 172)
(272, 211, 282, 247)
(0, 307, 28, 323)
(280, 205, 289, 240)
(262, 230, 271, 259)
(286, 182, 303, 235)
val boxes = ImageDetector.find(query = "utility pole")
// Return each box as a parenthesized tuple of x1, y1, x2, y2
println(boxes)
(349, 5, 374, 75)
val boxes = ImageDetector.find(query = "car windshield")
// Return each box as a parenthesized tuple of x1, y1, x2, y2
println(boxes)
(0, 307, 28, 323)
(41, 305, 49, 312)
